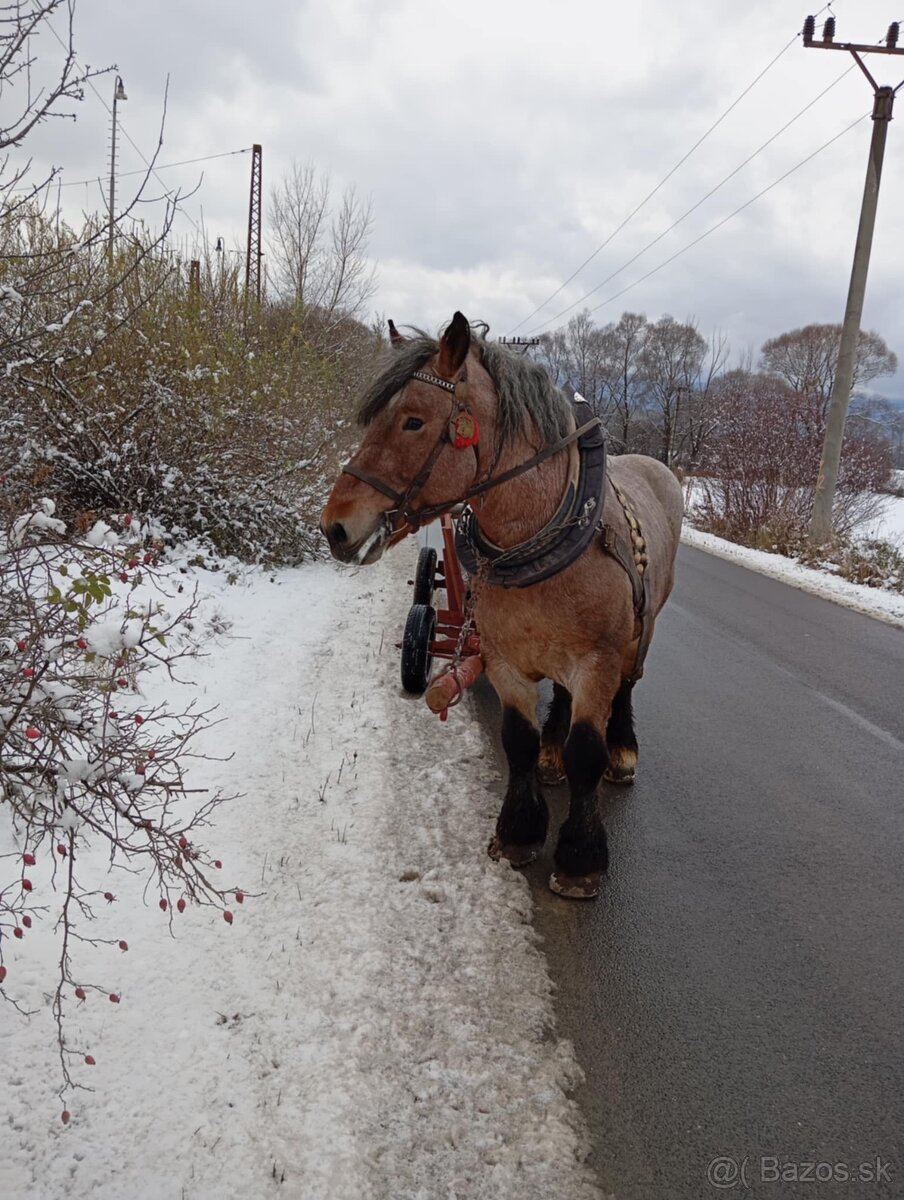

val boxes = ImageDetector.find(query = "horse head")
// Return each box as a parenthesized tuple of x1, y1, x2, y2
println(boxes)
(320, 312, 488, 564)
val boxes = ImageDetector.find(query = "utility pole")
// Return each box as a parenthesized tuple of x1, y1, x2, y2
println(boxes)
(803, 16, 904, 543)
(107, 75, 127, 268)
(244, 144, 263, 317)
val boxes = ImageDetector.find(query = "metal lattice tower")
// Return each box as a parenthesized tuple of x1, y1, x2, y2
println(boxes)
(244, 144, 263, 310)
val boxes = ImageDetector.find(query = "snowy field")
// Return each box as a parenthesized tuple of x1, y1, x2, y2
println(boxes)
(1, 551, 601, 1200)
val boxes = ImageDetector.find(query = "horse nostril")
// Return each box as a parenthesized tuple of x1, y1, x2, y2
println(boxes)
(329, 522, 348, 546)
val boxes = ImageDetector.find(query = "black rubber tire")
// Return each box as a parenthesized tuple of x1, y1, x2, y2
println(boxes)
(413, 546, 438, 606)
(401, 604, 436, 695)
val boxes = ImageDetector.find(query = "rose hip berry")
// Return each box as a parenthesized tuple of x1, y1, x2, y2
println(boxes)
(235, 890, 244, 905)
(22, 915, 32, 929)
(21, 878, 33, 892)
(61, 1110, 71, 1125)
(23, 853, 35, 866)
(25, 726, 39, 739)
(118, 940, 128, 952)
(104, 892, 115, 903)
(109, 993, 120, 1004)
(159, 898, 168, 912)
(84, 1055, 96, 1066)
(177, 899, 186, 913)
(223, 910, 234, 925)
(74, 987, 86, 1000)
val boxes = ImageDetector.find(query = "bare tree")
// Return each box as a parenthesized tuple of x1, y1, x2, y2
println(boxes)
(760, 324, 898, 434)
(599, 311, 647, 448)
(639, 315, 706, 466)
(268, 161, 376, 324)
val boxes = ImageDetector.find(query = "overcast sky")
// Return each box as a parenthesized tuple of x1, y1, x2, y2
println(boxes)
(15, 0, 904, 393)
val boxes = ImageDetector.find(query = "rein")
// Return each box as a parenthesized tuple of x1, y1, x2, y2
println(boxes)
(341, 367, 601, 532)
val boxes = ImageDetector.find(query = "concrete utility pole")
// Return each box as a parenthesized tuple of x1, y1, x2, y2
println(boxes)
(803, 16, 904, 543)
(107, 76, 127, 267)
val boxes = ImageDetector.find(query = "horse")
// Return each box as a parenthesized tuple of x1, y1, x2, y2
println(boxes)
(321, 312, 683, 898)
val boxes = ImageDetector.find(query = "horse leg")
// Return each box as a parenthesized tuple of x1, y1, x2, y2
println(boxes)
(485, 667, 548, 867)
(539, 683, 571, 784)
(550, 659, 621, 899)
(604, 680, 637, 785)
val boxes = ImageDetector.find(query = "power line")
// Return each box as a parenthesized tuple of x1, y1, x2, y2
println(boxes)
(507, 4, 834, 335)
(50, 148, 252, 190)
(577, 111, 869, 323)
(523, 60, 856, 336)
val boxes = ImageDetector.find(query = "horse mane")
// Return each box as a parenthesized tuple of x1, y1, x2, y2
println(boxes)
(356, 324, 572, 447)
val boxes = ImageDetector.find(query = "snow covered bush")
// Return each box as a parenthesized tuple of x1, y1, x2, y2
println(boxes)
(0, 496, 240, 1119)
(696, 371, 889, 547)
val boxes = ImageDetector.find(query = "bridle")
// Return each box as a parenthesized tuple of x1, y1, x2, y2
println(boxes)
(341, 366, 601, 533)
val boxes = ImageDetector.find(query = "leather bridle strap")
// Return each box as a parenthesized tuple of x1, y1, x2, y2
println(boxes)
(342, 364, 601, 529)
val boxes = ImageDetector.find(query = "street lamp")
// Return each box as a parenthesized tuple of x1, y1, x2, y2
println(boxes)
(107, 75, 127, 266)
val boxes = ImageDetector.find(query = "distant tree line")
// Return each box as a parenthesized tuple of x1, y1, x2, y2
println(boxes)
(532, 311, 900, 473)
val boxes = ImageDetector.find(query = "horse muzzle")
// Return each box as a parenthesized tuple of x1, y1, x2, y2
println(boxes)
(319, 515, 389, 565)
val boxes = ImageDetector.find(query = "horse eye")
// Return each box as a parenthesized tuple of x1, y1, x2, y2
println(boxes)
(403, 416, 424, 432)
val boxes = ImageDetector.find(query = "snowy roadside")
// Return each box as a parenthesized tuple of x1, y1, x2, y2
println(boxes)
(1, 550, 601, 1200)
(681, 524, 904, 628)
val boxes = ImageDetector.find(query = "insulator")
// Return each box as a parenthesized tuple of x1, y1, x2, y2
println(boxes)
(803, 15, 815, 41)
(823, 16, 835, 42)
(888, 22, 900, 48)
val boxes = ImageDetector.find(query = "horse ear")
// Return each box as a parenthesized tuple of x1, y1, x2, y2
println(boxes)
(437, 311, 470, 377)
(388, 319, 405, 348)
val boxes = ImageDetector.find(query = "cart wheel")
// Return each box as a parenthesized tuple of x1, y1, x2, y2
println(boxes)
(401, 603, 436, 695)
(413, 546, 438, 606)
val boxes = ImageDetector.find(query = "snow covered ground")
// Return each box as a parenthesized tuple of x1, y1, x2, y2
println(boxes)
(1, 550, 601, 1200)
(681, 478, 904, 627)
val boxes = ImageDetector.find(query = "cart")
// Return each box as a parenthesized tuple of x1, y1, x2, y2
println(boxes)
(400, 513, 483, 720)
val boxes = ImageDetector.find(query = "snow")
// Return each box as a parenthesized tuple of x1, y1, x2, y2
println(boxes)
(1, 550, 600, 1200)
(682, 524, 904, 628)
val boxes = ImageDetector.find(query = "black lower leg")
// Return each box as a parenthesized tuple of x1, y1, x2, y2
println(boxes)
(555, 721, 609, 875)
(541, 684, 571, 750)
(605, 682, 638, 781)
(496, 707, 548, 847)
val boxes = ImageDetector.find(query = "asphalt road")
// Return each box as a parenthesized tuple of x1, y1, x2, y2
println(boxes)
(473, 543, 904, 1200)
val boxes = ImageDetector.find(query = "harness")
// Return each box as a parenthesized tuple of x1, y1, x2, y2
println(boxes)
(341, 371, 653, 683)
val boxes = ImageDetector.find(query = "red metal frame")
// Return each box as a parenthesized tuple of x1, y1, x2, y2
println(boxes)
(423, 514, 482, 719)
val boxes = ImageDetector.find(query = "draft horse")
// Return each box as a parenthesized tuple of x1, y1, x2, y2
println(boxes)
(321, 313, 683, 898)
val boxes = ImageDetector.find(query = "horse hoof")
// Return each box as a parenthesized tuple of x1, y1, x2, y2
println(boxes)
(538, 745, 565, 785)
(487, 837, 541, 867)
(548, 870, 601, 899)
(603, 765, 635, 786)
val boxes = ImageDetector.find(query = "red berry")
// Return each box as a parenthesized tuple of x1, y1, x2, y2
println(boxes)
(13, 927, 23, 939)
(128, 558, 138, 569)
(223, 910, 234, 925)
(177, 899, 186, 913)
(123, 514, 132, 527)
(143, 553, 153, 565)
(84, 1055, 95, 1066)
(104, 892, 115, 903)
(22, 878, 33, 892)
(61, 1110, 71, 1125)
(16, 639, 27, 651)
(109, 993, 120, 1004)
(178, 836, 188, 850)
(57, 843, 67, 857)
(22, 915, 32, 929)
(117, 678, 127, 689)
(74, 987, 86, 1000)
(235, 890, 244, 905)
(214, 860, 222, 869)
(0, 966, 6, 984)
(118, 940, 128, 952)
(159, 898, 168, 912)
(134, 714, 144, 725)
(22, 667, 34, 678)
(23, 853, 35, 866)
(148, 749, 156, 761)
(25, 726, 40, 739)
(119, 572, 129, 584)
(109, 710, 118, 718)
(135, 765, 145, 776)
(76, 638, 87, 650)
